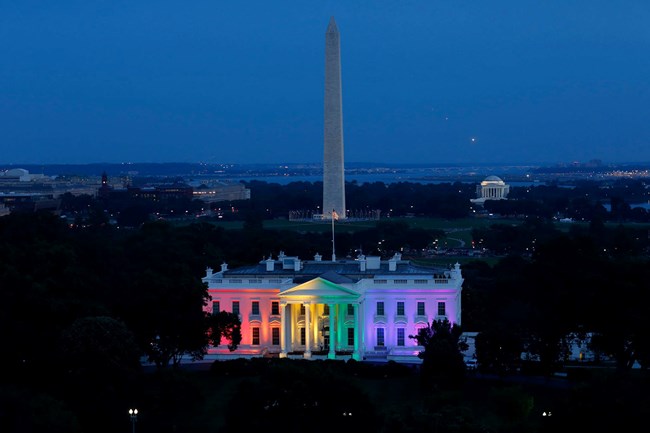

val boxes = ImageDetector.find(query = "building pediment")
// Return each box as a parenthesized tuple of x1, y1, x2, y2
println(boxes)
(279, 277, 360, 302)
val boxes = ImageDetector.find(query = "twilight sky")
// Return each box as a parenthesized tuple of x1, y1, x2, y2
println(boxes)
(2, 0, 650, 165)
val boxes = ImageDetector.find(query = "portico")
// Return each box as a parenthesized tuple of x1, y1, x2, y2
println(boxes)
(278, 277, 362, 360)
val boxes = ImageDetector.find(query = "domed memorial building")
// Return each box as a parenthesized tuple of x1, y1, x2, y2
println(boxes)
(470, 176, 510, 205)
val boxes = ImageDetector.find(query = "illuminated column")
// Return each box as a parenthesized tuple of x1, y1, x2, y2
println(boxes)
(328, 303, 336, 359)
(280, 301, 288, 358)
(359, 300, 366, 356)
(352, 303, 361, 360)
(305, 302, 312, 358)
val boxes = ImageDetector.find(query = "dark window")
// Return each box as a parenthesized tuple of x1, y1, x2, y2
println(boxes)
(252, 327, 260, 345)
(417, 301, 425, 316)
(324, 304, 330, 315)
(300, 328, 306, 345)
(377, 328, 385, 346)
(300, 304, 306, 315)
(377, 301, 385, 316)
(271, 301, 280, 315)
(272, 328, 280, 345)
(347, 304, 354, 315)
(397, 328, 405, 346)
(438, 302, 446, 316)
(212, 301, 220, 315)
(397, 301, 405, 316)
(232, 301, 240, 315)
(347, 328, 354, 346)
(252, 301, 260, 315)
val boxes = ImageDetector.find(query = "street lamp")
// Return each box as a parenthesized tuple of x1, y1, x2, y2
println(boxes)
(129, 408, 138, 433)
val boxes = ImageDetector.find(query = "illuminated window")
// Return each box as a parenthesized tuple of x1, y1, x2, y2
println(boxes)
(347, 328, 354, 346)
(300, 304, 306, 315)
(397, 301, 405, 316)
(417, 302, 425, 316)
(252, 301, 260, 315)
(272, 328, 280, 345)
(437, 302, 446, 316)
(212, 301, 220, 315)
(377, 301, 385, 316)
(397, 328, 405, 346)
(324, 304, 330, 315)
(271, 301, 280, 315)
(376, 328, 385, 346)
(252, 327, 260, 345)
(300, 328, 306, 345)
(347, 304, 354, 315)
(232, 301, 240, 315)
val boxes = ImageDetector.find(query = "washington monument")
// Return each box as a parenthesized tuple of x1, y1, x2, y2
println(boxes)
(322, 16, 346, 220)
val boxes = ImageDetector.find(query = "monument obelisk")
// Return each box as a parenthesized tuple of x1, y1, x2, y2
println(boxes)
(322, 16, 346, 220)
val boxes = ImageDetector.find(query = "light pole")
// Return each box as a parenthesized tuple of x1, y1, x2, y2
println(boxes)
(129, 408, 138, 433)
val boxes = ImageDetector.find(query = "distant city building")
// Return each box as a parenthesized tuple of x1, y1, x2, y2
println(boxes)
(202, 251, 463, 363)
(321, 17, 346, 220)
(193, 182, 251, 203)
(470, 176, 510, 205)
(0, 168, 48, 183)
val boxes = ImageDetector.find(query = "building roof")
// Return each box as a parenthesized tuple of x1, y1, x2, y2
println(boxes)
(221, 258, 452, 281)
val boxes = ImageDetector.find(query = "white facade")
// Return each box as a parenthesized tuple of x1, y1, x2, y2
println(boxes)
(202, 252, 463, 363)
(471, 175, 510, 205)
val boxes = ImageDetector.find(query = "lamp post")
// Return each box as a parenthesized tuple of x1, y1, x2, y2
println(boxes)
(128, 408, 138, 433)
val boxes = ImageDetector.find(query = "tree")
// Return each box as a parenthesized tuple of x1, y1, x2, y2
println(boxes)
(207, 311, 242, 351)
(409, 319, 468, 386)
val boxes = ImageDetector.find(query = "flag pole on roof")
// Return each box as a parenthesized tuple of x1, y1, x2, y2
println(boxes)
(331, 209, 338, 261)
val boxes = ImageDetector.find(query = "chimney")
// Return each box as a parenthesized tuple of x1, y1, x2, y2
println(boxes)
(314, 253, 322, 262)
(359, 255, 367, 272)
(294, 259, 301, 271)
(388, 257, 397, 271)
(266, 257, 275, 272)
(220, 262, 228, 272)
(205, 267, 213, 277)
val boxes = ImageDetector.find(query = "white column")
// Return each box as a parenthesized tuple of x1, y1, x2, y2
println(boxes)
(352, 303, 361, 360)
(328, 303, 336, 359)
(280, 302, 288, 358)
(358, 302, 366, 359)
(304, 302, 312, 358)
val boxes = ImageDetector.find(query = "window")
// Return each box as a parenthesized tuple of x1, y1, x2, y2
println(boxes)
(252, 327, 260, 345)
(347, 328, 355, 346)
(300, 328, 306, 345)
(438, 302, 446, 316)
(252, 301, 260, 315)
(397, 328, 405, 346)
(347, 304, 354, 315)
(417, 301, 425, 316)
(271, 301, 280, 315)
(397, 301, 405, 316)
(376, 328, 385, 346)
(272, 328, 280, 345)
(212, 301, 220, 315)
(300, 304, 306, 315)
(232, 301, 240, 315)
(324, 304, 330, 315)
(376, 301, 385, 316)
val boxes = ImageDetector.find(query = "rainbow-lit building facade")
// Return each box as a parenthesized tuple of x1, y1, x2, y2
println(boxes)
(203, 252, 463, 363)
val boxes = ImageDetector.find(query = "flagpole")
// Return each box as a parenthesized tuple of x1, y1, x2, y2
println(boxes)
(331, 211, 336, 261)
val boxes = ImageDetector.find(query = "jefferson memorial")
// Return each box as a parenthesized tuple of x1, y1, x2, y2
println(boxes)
(203, 252, 463, 363)
(470, 175, 510, 205)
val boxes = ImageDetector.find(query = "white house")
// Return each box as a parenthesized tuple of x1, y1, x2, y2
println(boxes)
(202, 251, 463, 363)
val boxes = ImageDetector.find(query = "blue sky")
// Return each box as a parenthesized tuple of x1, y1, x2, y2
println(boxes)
(1, 0, 650, 165)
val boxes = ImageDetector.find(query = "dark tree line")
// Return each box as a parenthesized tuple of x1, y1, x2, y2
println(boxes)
(462, 234, 650, 375)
